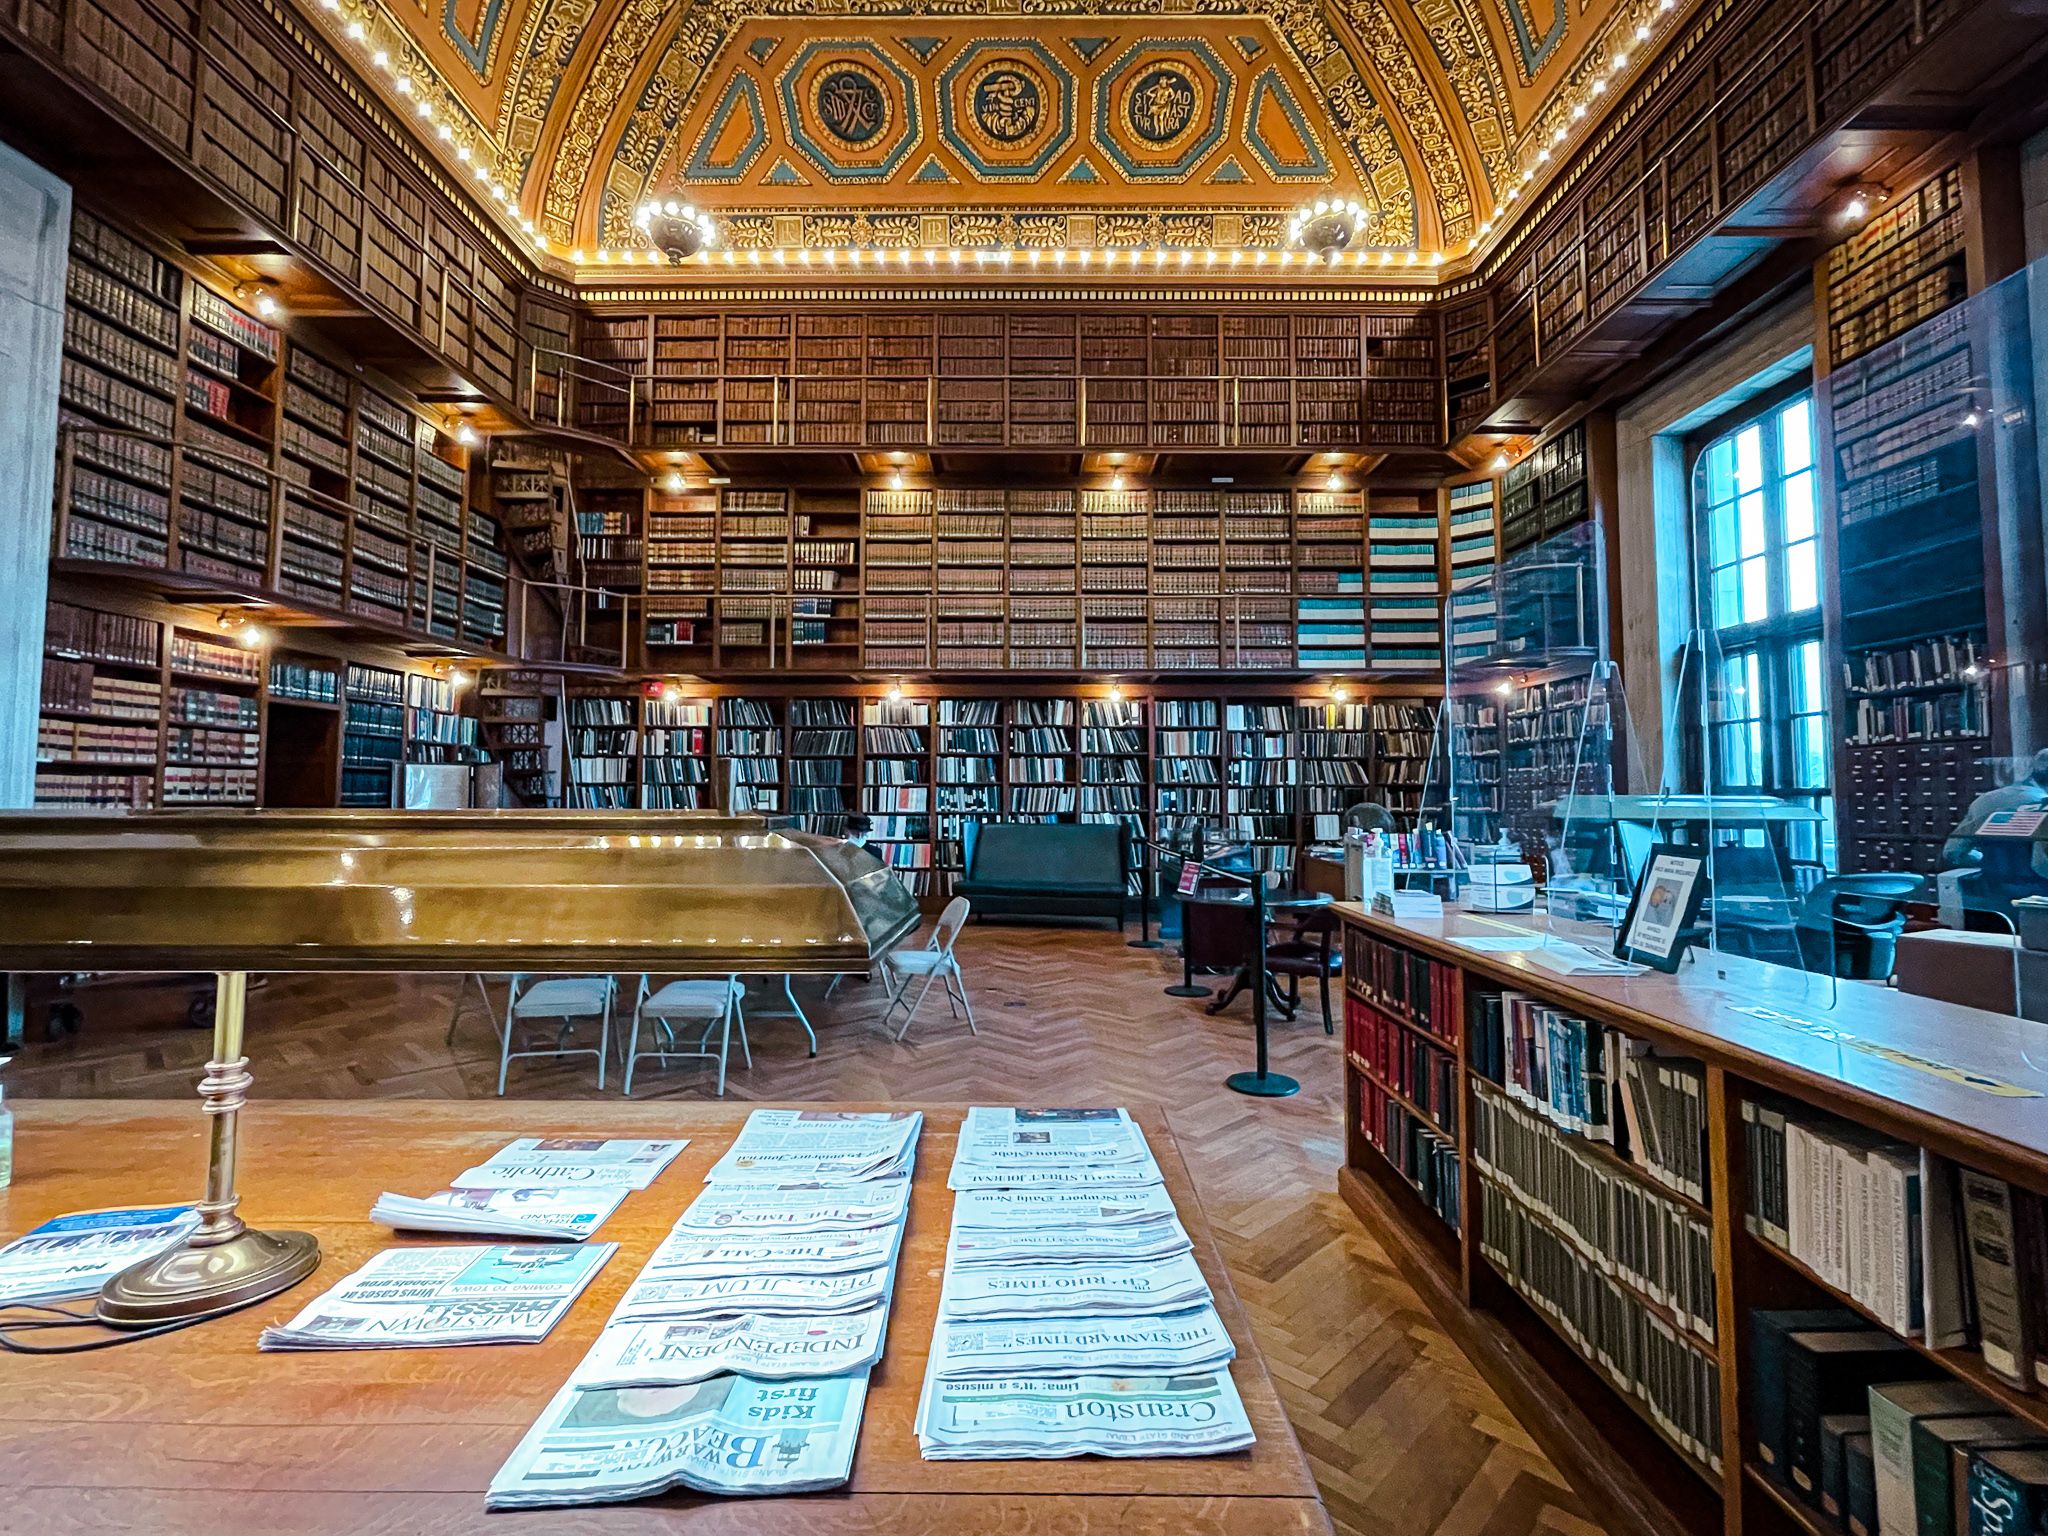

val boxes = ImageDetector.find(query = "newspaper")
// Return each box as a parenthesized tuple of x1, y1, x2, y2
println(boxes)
(641, 1225, 901, 1280)
(612, 1266, 893, 1321)
(569, 1306, 890, 1388)
(955, 1106, 1151, 1166)
(947, 1160, 1163, 1192)
(950, 1185, 1177, 1229)
(0, 1205, 199, 1306)
(370, 1184, 629, 1241)
(931, 1304, 1236, 1378)
(488, 1372, 872, 1507)
(915, 1370, 1256, 1459)
(704, 1110, 922, 1185)
(673, 1179, 910, 1235)
(454, 1138, 688, 1191)
(258, 1243, 614, 1350)
(947, 1216, 1192, 1266)
(938, 1251, 1213, 1319)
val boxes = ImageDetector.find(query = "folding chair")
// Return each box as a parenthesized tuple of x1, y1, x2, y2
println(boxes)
(877, 896, 976, 1041)
(626, 974, 748, 1096)
(445, 974, 499, 1047)
(497, 975, 616, 1094)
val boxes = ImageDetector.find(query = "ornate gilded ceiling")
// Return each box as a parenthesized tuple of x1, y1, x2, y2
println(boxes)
(310, 0, 1674, 269)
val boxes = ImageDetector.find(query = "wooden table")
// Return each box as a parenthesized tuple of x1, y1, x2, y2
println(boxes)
(0, 1101, 1332, 1535)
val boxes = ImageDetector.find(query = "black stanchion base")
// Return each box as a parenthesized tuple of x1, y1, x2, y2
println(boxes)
(1164, 982, 1212, 998)
(1226, 1070, 1300, 1098)
(1127, 937, 1165, 950)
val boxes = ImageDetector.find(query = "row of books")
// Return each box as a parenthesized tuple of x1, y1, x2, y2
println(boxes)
(1344, 930, 1455, 1039)
(1346, 998, 1458, 1134)
(1479, 1179, 1721, 1471)
(1473, 1085, 1714, 1341)
(1469, 990, 1709, 1206)
(1360, 1078, 1460, 1229)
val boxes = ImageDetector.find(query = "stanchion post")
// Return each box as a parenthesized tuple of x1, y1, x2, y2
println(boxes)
(1226, 872, 1299, 1098)
(1128, 835, 1162, 950)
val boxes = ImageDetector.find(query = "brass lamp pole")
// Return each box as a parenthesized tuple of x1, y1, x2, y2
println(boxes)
(96, 971, 320, 1325)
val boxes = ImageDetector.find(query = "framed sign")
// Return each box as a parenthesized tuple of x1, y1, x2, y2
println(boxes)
(1177, 859, 1203, 897)
(1612, 845, 1708, 972)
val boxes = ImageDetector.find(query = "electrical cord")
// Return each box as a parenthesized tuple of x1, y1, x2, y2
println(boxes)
(0, 1297, 261, 1353)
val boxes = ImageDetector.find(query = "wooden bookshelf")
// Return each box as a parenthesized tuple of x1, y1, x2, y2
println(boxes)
(1334, 899, 2048, 1536)
(54, 208, 506, 658)
(1818, 164, 1995, 876)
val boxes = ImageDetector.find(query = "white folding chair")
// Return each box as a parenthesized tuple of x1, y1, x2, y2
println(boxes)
(497, 975, 615, 1094)
(877, 896, 977, 1041)
(626, 974, 748, 1096)
(445, 974, 499, 1047)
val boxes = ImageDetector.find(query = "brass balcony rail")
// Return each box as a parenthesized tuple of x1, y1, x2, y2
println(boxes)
(521, 356, 1443, 453)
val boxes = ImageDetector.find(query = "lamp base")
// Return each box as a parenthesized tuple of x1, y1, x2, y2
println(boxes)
(1225, 1070, 1300, 1098)
(96, 1227, 321, 1328)
(1127, 937, 1165, 950)
(1164, 983, 1212, 998)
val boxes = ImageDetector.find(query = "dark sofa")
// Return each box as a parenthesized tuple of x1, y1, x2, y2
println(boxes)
(955, 822, 1130, 929)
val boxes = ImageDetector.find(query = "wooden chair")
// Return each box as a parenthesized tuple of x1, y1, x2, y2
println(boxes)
(878, 896, 976, 1041)
(1265, 907, 1342, 1034)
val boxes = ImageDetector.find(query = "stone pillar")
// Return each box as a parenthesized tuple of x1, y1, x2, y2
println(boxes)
(0, 142, 69, 808)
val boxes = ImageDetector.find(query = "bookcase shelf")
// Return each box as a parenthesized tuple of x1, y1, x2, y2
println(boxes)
(1820, 165, 1991, 876)
(1334, 900, 2048, 1536)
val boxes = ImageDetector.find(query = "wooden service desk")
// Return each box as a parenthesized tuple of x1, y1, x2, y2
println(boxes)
(0, 1100, 1330, 1536)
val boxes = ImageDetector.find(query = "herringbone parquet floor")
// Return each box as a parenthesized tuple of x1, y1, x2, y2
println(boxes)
(10, 920, 1603, 1536)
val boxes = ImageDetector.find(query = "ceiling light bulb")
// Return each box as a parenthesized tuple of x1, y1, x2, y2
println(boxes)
(454, 421, 478, 446)
(1329, 683, 1350, 704)
(237, 623, 265, 650)
(886, 682, 904, 703)
(1109, 473, 1125, 492)
(1490, 451, 1510, 471)
(1635, 21, 1651, 39)
(1494, 679, 1515, 696)
(1612, 52, 1629, 71)
(889, 471, 905, 491)
(345, 17, 363, 36)
(395, 74, 412, 94)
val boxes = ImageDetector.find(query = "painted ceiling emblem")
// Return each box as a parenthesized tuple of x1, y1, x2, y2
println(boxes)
(1127, 66, 1197, 145)
(937, 39, 1071, 181)
(777, 39, 920, 182)
(1093, 40, 1234, 181)
(972, 63, 1042, 143)
(815, 64, 888, 145)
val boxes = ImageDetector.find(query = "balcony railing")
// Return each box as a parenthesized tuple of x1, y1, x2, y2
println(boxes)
(524, 353, 1443, 453)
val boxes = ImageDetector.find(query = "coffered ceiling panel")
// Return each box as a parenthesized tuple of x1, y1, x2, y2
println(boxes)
(304, 0, 1673, 269)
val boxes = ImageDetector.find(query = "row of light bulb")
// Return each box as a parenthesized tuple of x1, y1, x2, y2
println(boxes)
(1469, 0, 1678, 249)
(314, 0, 553, 254)
(314, 0, 1668, 273)
(573, 244, 1448, 270)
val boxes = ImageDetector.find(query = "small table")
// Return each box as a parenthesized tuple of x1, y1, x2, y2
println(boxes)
(0, 1100, 1332, 1535)
(1187, 886, 1335, 1019)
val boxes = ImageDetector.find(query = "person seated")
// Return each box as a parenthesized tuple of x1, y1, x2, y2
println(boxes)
(842, 813, 874, 848)
(1943, 749, 2048, 912)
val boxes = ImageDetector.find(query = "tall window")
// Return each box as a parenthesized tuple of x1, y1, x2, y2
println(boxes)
(1692, 392, 1833, 868)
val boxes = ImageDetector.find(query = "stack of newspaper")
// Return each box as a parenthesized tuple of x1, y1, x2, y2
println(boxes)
(486, 1109, 923, 1508)
(369, 1137, 688, 1240)
(0, 1205, 200, 1306)
(257, 1243, 615, 1350)
(916, 1107, 1254, 1460)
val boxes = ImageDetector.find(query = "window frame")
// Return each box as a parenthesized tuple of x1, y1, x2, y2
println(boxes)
(1683, 378, 1827, 808)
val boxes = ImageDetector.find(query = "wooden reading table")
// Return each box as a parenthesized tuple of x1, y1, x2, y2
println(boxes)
(0, 1100, 1332, 1535)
